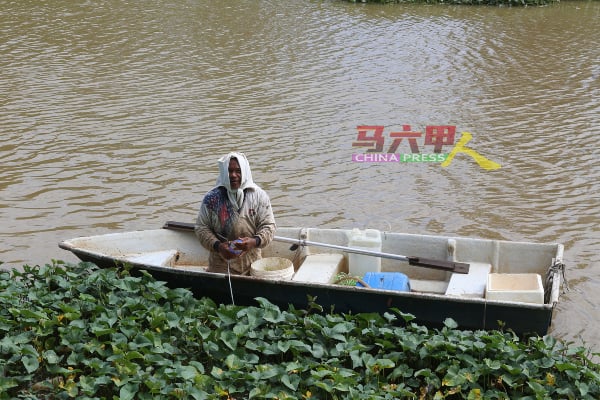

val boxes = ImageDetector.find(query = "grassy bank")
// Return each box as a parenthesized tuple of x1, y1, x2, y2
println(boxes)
(1, 261, 598, 399)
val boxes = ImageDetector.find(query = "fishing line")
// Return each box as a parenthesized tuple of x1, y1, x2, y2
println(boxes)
(227, 259, 235, 305)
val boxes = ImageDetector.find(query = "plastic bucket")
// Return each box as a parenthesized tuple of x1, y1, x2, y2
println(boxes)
(251, 257, 294, 280)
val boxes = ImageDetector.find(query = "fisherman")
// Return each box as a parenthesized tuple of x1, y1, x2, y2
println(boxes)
(194, 152, 276, 275)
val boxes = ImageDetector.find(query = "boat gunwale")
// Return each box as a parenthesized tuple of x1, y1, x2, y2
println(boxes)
(58, 238, 557, 311)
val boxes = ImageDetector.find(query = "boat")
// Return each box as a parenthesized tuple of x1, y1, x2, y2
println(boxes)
(58, 221, 566, 335)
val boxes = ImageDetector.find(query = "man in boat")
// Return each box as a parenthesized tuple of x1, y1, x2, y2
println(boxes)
(194, 152, 276, 275)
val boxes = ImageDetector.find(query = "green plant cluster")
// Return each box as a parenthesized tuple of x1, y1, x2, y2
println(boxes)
(343, 0, 558, 5)
(0, 261, 598, 399)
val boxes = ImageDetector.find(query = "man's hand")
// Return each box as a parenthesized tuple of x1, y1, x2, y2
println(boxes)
(217, 242, 239, 259)
(233, 237, 258, 252)
(217, 237, 258, 260)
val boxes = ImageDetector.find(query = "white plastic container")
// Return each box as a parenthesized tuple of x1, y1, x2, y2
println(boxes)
(292, 254, 345, 284)
(485, 273, 544, 304)
(347, 228, 382, 277)
(251, 257, 294, 280)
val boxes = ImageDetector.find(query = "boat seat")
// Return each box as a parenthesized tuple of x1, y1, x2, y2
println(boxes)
(444, 262, 491, 298)
(410, 279, 448, 294)
(126, 250, 180, 267)
(292, 253, 345, 284)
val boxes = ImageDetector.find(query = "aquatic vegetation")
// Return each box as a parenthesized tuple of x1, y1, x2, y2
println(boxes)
(0, 261, 598, 399)
(344, 0, 558, 5)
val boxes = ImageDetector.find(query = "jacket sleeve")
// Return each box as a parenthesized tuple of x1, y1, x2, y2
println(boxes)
(194, 201, 220, 251)
(253, 188, 276, 248)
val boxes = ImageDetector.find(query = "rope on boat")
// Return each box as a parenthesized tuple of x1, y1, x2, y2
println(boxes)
(544, 261, 568, 304)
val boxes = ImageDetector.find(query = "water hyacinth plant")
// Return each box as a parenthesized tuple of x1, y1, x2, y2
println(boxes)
(343, 0, 559, 5)
(0, 261, 598, 399)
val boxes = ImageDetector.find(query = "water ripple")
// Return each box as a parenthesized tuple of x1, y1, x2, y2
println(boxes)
(1, 0, 598, 350)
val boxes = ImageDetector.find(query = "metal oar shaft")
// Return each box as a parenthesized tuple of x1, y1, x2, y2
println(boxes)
(274, 235, 409, 261)
(273, 235, 470, 274)
(160, 222, 469, 274)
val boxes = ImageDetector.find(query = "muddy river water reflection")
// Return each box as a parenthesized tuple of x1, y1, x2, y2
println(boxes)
(1, 0, 598, 351)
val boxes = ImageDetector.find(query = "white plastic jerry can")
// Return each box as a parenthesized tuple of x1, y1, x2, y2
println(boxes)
(347, 228, 382, 277)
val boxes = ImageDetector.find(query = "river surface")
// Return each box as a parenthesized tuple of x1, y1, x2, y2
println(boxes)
(1, 0, 598, 350)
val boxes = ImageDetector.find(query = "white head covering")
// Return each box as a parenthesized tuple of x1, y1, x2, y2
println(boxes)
(215, 152, 257, 209)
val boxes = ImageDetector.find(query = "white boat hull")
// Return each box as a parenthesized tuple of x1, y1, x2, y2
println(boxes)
(58, 222, 565, 335)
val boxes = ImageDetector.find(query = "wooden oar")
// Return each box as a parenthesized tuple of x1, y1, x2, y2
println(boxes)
(162, 221, 470, 274)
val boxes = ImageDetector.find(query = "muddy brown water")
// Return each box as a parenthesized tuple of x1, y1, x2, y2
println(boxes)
(1, 0, 598, 351)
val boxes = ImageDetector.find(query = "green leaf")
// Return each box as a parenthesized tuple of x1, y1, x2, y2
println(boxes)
(120, 382, 140, 400)
(376, 358, 395, 369)
(253, 364, 280, 380)
(315, 379, 334, 393)
(178, 364, 201, 381)
(233, 322, 250, 337)
(310, 343, 325, 358)
(350, 350, 363, 369)
(16, 308, 48, 321)
(215, 307, 239, 327)
(42, 349, 61, 364)
(286, 339, 310, 353)
(467, 388, 483, 400)
(312, 369, 334, 378)
(442, 365, 466, 386)
(90, 325, 116, 337)
(166, 311, 181, 328)
(69, 319, 87, 329)
(237, 306, 264, 330)
(248, 387, 263, 398)
(484, 358, 502, 370)
(211, 366, 225, 379)
(277, 340, 290, 353)
(536, 357, 555, 369)
(555, 361, 578, 372)
(542, 335, 556, 349)
(22, 355, 39, 374)
(220, 330, 238, 351)
(263, 308, 285, 324)
(527, 380, 545, 395)
(197, 325, 213, 340)
(186, 361, 204, 375)
(443, 318, 458, 329)
(125, 351, 144, 361)
(0, 377, 19, 392)
(284, 360, 304, 373)
(225, 353, 243, 370)
(389, 364, 414, 381)
(578, 382, 590, 397)
(281, 373, 300, 390)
